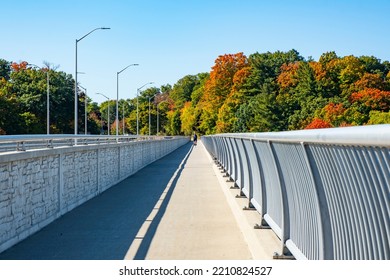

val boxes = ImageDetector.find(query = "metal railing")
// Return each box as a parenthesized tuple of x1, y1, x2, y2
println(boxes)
(0, 134, 177, 153)
(202, 125, 390, 260)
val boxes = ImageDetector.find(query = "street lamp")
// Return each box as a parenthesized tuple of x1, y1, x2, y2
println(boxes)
(116, 64, 139, 136)
(75, 27, 110, 136)
(136, 82, 154, 136)
(78, 85, 88, 135)
(122, 102, 125, 135)
(149, 93, 158, 136)
(96, 92, 110, 135)
(28, 63, 50, 135)
(157, 101, 160, 135)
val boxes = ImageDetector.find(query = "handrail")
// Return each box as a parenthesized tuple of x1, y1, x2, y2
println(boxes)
(0, 134, 183, 153)
(217, 124, 390, 147)
(203, 124, 390, 260)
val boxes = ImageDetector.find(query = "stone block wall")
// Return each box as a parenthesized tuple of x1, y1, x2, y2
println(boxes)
(0, 137, 188, 253)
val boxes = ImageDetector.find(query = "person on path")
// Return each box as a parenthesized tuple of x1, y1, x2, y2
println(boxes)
(193, 132, 197, 146)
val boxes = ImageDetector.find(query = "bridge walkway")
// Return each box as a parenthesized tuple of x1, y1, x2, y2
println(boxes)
(0, 141, 279, 260)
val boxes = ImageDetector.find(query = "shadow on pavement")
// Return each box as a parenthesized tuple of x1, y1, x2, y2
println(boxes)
(133, 144, 193, 259)
(0, 142, 193, 260)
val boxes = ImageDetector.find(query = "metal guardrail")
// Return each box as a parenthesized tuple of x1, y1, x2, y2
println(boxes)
(202, 125, 390, 260)
(0, 134, 176, 153)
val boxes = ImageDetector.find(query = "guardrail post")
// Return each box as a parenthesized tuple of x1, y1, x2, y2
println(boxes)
(267, 140, 292, 258)
(239, 138, 254, 208)
(302, 142, 330, 259)
(250, 139, 269, 227)
(301, 142, 334, 260)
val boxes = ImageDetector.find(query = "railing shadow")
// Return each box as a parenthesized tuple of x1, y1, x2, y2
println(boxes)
(133, 144, 193, 259)
(0, 142, 193, 260)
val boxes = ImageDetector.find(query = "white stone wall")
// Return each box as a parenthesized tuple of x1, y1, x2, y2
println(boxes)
(0, 155, 61, 251)
(98, 147, 120, 193)
(0, 138, 188, 253)
(62, 150, 99, 212)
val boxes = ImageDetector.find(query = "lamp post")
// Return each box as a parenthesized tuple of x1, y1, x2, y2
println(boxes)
(78, 85, 88, 135)
(28, 64, 50, 134)
(122, 102, 125, 135)
(149, 93, 158, 136)
(116, 64, 139, 136)
(157, 102, 160, 135)
(136, 82, 154, 136)
(96, 93, 110, 135)
(75, 27, 110, 136)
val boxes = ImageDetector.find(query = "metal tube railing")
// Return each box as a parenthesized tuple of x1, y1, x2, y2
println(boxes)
(0, 135, 181, 153)
(203, 124, 390, 260)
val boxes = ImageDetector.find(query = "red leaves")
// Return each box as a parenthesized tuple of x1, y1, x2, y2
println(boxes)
(350, 88, 390, 111)
(305, 118, 333, 129)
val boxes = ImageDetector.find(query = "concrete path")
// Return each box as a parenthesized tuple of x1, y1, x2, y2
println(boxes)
(0, 141, 279, 260)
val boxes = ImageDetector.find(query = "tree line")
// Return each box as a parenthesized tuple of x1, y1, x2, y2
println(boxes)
(1, 49, 389, 136)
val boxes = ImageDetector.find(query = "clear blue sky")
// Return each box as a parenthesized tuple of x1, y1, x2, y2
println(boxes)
(2, 0, 389, 104)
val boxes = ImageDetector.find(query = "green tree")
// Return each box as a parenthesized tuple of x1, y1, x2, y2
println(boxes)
(0, 59, 11, 80)
(367, 111, 390, 124)
(0, 88, 20, 134)
(2, 62, 75, 134)
(99, 100, 116, 135)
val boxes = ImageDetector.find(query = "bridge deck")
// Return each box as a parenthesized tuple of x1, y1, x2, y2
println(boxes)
(0, 141, 279, 260)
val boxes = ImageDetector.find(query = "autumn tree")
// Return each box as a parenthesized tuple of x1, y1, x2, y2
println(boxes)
(285, 61, 326, 130)
(199, 53, 248, 134)
(2, 49, 389, 135)
(240, 49, 305, 132)
(336, 55, 365, 97)
(167, 75, 202, 135)
(345, 88, 390, 125)
(216, 66, 253, 133)
(305, 118, 333, 129)
(180, 73, 208, 135)
(180, 101, 196, 135)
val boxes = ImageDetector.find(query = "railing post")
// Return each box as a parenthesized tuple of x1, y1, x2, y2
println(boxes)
(267, 140, 291, 258)
(250, 139, 268, 227)
(301, 142, 334, 259)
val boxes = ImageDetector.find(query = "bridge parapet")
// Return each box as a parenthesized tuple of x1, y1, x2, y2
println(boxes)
(0, 136, 189, 253)
(203, 125, 389, 260)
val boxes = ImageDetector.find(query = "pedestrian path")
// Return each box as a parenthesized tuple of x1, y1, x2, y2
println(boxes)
(0, 141, 279, 260)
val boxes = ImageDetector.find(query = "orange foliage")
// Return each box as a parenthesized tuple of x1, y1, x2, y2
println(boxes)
(309, 61, 326, 81)
(354, 73, 385, 91)
(350, 88, 390, 111)
(277, 62, 300, 89)
(200, 53, 249, 133)
(305, 118, 333, 129)
(322, 102, 349, 127)
(10, 61, 28, 72)
(209, 52, 248, 86)
(324, 102, 346, 117)
(231, 66, 252, 96)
